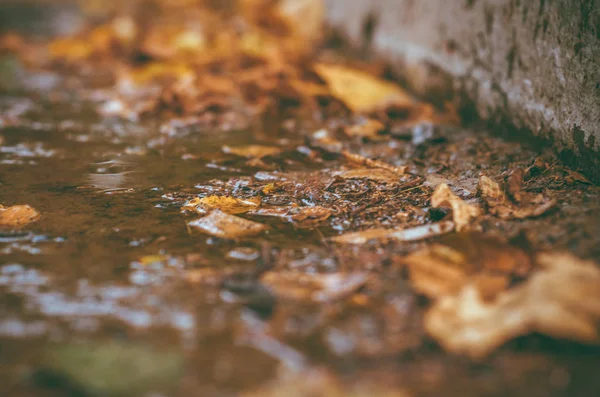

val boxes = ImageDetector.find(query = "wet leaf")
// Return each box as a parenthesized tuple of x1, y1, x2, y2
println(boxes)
(188, 210, 267, 239)
(344, 119, 386, 140)
(342, 151, 406, 175)
(402, 233, 533, 300)
(333, 168, 401, 184)
(184, 195, 260, 215)
(0, 204, 40, 228)
(249, 205, 331, 227)
(331, 221, 454, 245)
(425, 252, 600, 358)
(431, 183, 480, 231)
(478, 175, 556, 219)
(564, 168, 592, 185)
(41, 342, 183, 396)
(314, 63, 414, 113)
(261, 271, 368, 303)
(222, 145, 283, 158)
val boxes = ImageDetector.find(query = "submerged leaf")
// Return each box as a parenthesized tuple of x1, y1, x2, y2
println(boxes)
(331, 221, 454, 245)
(431, 184, 480, 231)
(261, 271, 368, 303)
(425, 252, 600, 358)
(222, 145, 282, 158)
(188, 210, 267, 238)
(0, 204, 40, 228)
(314, 64, 414, 113)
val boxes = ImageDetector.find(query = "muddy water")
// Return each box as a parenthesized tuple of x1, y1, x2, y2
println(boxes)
(2, 91, 600, 397)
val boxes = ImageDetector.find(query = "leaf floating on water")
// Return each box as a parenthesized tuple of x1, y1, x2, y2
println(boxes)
(222, 145, 282, 158)
(188, 210, 267, 239)
(313, 63, 414, 113)
(425, 252, 600, 359)
(431, 184, 480, 231)
(478, 175, 556, 219)
(0, 204, 40, 228)
(331, 221, 455, 245)
(261, 271, 368, 303)
(184, 195, 260, 215)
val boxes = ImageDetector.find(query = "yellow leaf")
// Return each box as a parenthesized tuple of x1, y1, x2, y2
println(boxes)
(222, 145, 282, 158)
(188, 210, 267, 239)
(0, 204, 40, 228)
(314, 63, 415, 113)
(198, 195, 260, 214)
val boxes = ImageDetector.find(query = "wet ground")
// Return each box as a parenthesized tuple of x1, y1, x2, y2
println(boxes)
(1, 79, 600, 397)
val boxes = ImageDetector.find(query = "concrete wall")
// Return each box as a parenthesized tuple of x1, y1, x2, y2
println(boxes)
(325, 0, 599, 181)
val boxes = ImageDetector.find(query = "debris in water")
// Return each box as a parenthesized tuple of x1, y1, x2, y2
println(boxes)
(0, 204, 40, 228)
(188, 210, 268, 239)
(425, 252, 600, 358)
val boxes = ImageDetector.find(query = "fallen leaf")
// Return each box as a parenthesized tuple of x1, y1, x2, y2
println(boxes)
(478, 175, 556, 219)
(248, 205, 331, 227)
(222, 145, 282, 158)
(277, 0, 324, 43)
(184, 195, 260, 215)
(288, 206, 332, 227)
(314, 63, 415, 113)
(331, 221, 455, 245)
(564, 168, 592, 185)
(334, 168, 401, 184)
(402, 233, 533, 300)
(0, 204, 40, 228)
(344, 119, 386, 140)
(138, 255, 169, 266)
(425, 252, 600, 358)
(431, 184, 480, 231)
(261, 271, 368, 303)
(342, 151, 406, 175)
(507, 168, 525, 203)
(188, 210, 267, 239)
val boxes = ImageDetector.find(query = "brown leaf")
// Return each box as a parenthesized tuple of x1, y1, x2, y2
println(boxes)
(313, 63, 415, 113)
(425, 252, 600, 358)
(402, 233, 533, 300)
(506, 168, 525, 203)
(222, 145, 282, 158)
(344, 119, 386, 140)
(431, 184, 480, 231)
(478, 175, 556, 219)
(564, 168, 592, 185)
(248, 205, 331, 227)
(331, 221, 455, 245)
(341, 151, 406, 175)
(188, 210, 267, 239)
(0, 204, 40, 228)
(261, 271, 368, 303)
(183, 195, 260, 215)
(333, 168, 401, 184)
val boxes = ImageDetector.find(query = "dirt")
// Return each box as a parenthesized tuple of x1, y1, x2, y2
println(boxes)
(1, 2, 600, 397)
